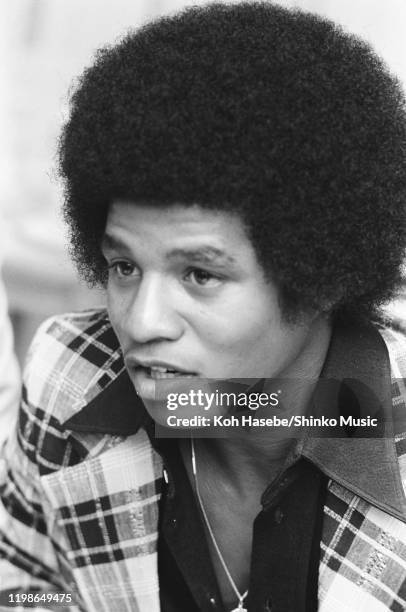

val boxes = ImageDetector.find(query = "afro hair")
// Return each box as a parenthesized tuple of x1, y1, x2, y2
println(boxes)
(58, 1, 406, 321)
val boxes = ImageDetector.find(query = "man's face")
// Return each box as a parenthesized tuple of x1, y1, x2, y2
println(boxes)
(103, 202, 317, 408)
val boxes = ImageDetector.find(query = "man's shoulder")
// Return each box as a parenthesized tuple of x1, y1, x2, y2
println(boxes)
(23, 308, 124, 426)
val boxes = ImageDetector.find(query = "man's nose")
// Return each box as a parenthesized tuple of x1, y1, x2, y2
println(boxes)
(120, 274, 183, 344)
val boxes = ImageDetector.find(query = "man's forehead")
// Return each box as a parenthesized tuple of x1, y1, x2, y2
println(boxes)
(107, 199, 241, 225)
(103, 200, 250, 258)
(101, 231, 238, 266)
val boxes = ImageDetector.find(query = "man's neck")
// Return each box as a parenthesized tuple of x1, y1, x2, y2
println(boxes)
(183, 314, 332, 490)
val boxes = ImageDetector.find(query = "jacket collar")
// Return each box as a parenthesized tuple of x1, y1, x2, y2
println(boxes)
(64, 371, 146, 435)
(300, 318, 406, 523)
(63, 317, 406, 522)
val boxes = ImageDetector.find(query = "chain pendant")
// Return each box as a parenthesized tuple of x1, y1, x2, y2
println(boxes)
(192, 439, 248, 612)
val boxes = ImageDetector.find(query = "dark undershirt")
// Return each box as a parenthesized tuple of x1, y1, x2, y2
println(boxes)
(154, 437, 328, 612)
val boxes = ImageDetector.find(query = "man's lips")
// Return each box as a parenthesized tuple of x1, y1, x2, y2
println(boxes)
(134, 366, 198, 380)
(125, 357, 198, 376)
(126, 363, 199, 400)
(124, 358, 199, 398)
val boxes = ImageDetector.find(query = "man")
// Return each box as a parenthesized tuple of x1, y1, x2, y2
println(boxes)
(1, 3, 406, 611)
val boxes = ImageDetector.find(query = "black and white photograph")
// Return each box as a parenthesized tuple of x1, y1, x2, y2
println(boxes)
(1, 1, 406, 611)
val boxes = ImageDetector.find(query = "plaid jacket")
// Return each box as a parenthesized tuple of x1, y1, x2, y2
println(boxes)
(0, 308, 406, 611)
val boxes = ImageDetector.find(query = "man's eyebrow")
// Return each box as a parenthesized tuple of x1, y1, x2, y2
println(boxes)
(101, 233, 130, 252)
(101, 236, 237, 266)
(167, 247, 236, 266)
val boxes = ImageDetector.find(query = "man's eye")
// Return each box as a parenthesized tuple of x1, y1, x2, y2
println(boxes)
(108, 261, 136, 278)
(185, 268, 221, 286)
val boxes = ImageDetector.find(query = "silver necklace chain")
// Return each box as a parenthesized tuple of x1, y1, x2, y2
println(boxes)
(191, 437, 249, 612)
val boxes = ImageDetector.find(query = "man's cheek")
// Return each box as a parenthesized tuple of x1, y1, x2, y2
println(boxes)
(107, 302, 127, 345)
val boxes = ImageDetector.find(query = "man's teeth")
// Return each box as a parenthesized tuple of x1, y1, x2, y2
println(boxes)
(147, 366, 194, 379)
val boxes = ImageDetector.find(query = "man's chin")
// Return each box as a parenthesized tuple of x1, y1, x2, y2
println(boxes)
(140, 398, 173, 429)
